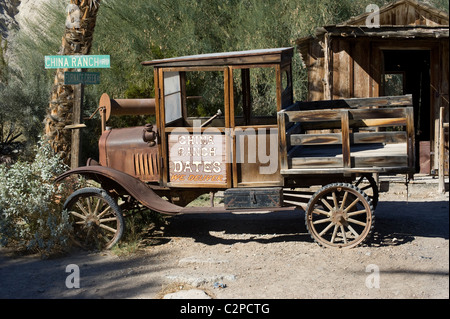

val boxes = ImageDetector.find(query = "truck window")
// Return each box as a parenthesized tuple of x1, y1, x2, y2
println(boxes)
(185, 70, 225, 127)
(233, 67, 277, 126)
(164, 72, 183, 124)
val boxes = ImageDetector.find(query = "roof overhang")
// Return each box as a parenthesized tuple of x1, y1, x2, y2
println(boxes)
(141, 47, 294, 68)
(316, 25, 449, 39)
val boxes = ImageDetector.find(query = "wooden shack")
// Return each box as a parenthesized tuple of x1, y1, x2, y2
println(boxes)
(296, 0, 448, 175)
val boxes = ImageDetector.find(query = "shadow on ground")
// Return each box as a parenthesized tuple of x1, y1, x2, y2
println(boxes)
(162, 199, 449, 247)
(0, 248, 170, 299)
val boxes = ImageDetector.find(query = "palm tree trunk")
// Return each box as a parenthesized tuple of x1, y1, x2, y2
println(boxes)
(44, 0, 101, 165)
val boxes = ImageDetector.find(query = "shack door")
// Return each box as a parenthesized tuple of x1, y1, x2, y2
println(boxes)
(382, 49, 431, 173)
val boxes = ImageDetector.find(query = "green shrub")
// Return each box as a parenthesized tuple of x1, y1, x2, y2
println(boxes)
(0, 138, 74, 257)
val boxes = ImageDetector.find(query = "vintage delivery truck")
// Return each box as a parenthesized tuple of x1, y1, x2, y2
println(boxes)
(56, 47, 415, 249)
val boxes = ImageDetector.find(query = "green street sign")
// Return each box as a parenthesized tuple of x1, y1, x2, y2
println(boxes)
(45, 55, 110, 69)
(64, 72, 101, 85)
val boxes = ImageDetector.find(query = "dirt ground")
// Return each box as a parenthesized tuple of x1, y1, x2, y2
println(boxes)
(0, 176, 448, 300)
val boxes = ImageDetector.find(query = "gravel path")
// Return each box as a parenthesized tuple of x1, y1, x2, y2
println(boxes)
(0, 178, 448, 300)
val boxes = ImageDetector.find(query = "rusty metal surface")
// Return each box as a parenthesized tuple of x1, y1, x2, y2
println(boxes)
(55, 165, 182, 215)
(99, 93, 155, 121)
(98, 126, 159, 182)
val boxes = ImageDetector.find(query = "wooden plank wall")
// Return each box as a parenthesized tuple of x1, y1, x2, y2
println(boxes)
(330, 38, 376, 101)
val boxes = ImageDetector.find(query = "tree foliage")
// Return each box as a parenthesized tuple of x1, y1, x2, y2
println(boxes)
(1, 0, 448, 152)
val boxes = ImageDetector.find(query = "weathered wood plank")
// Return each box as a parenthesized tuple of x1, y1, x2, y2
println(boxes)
(300, 118, 406, 130)
(296, 94, 412, 110)
(290, 131, 407, 146)
(353, 131, 407, 144)
(290, 157, 343, 168)
(278, 112, 288, 171)
(354, 156, 408, 168)
(291, 133, 342, 146)
(286, 108, 407, 122)
(341, 111, 351, 169)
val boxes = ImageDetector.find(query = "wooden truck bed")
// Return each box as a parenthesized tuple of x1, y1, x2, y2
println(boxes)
(277, 95, 415, 176)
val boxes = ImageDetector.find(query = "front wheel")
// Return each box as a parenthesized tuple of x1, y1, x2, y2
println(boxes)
(305, 183, 374, 248)
(63, 187, 124, 250)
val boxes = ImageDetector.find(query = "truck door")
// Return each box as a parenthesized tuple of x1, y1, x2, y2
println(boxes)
(158, 68, 232, 188)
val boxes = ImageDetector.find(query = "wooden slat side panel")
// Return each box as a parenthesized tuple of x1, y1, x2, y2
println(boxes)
(286, 108, 407, 122)
(277, 112, 288, 171)
(299, 118, 407, 130)
(341, 111, 351, 169)
(354, 156, 408, 168)
(290, 131, 407, 146)
(296, 95, 412, 110)
(291, 133, 342, 146)
(290, 157, 343, 168)
(353, 132, 407, 144)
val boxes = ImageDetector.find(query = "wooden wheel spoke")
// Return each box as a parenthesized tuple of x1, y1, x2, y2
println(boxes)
(97, 206, 111, 219)
(320, 198, 334, 211)
(347, 218, 367, 227)
(319, 222, 334, 236)
(70, 210, 86, 220)
(343, 198, 360, 213)
(331, 225, 339, 243)
(99, 217, 118, 223)
(312, 207, 330, 216)
(340, 191, 349, 210)
(86, 197, 93, 215)
(332, 192, 339, 208)
(340, 225, 347, 243)
(99, 223, 117, 234)
(347, 224, 360, 238)
(313, 218, 332, 225)
(76, 202, 90, 216)
(93, 197, 102, 215)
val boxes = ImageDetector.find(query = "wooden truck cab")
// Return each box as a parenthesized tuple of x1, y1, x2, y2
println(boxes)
(142, 47, 295, 189)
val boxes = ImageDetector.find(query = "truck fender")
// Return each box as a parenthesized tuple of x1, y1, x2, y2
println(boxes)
(54, 165, 182, 215)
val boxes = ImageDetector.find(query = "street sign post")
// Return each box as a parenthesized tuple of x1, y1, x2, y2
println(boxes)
(64, 71, 101, 85)
(45, 55, 110, 69)
(46, 54, 110, 169)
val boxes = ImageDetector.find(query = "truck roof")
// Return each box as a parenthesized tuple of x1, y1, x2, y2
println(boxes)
(141, 47, 294, 68)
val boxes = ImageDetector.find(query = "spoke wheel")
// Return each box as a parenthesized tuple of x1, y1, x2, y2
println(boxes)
(305, 183, 374, 248)
(354, 174, 379, 209)
(63, 188, 124, 250)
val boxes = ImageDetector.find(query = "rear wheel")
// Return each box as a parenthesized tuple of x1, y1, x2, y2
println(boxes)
(354, 174, 379, 209)
(63, 187, 124, 250)
(305, 183, 374, 248)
